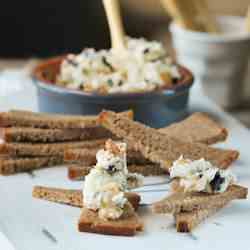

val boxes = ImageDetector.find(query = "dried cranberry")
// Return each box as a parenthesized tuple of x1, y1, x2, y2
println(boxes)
(210, 172, 225, 191)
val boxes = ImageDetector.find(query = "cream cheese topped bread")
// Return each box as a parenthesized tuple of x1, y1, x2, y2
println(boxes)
(83, 139, 143, 221)
(67, 164, 167, 181)
(32, 186, 141, 210)
(151, 157, 248, 232)
(170, 156, 235, 193)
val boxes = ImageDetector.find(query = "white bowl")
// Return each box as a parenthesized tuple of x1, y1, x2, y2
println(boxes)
(170, 16, 250, 108)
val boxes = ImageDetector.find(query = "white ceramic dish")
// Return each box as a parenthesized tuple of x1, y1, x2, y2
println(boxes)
(170, 16, 250, 108)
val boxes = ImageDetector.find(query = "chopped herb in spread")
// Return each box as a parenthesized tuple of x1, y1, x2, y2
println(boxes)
(65, 58, 78, 67)
(79, 83, 84, 90)
(102, 56, 114, 71)
(107, 79, 113, 87)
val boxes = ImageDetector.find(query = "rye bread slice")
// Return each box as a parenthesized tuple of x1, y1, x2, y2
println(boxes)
(0, 139, 106, 156)
(151, 185, 248, 214)
(159, 112, 228, 145)
(78, 207, 143, 236)
(67, 164, 167, 180)
(175, 203, 227, 233)
(64, 148, 99, 165)
(0, 156, 64, 175)
(0, 110, 132, 129)
(64, 147, 151, 165)
(99, 111, 239, 170)
(32, 186, 140, 210)
(0, 127, 113, 143)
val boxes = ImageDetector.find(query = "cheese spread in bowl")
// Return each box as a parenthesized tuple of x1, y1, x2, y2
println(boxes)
(32, 37, 194, 127)
(57, 37, 181, 94)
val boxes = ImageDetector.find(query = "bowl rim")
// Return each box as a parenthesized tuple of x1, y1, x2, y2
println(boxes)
(32, 56, 194, 99)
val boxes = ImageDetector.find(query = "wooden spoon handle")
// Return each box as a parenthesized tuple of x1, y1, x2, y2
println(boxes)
(160, 0, 219, 33)
(193, 0, 220, 33)
(160, 0, 201, 31)
(103, 0, 126, 51)
(246, 6, 250, 32)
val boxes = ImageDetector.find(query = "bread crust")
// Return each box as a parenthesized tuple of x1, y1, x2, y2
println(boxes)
(152, 185, 248, 214)
(0, 127, 113, 143)
(78, 207, 143, 236)
(0, 156, 63, 175)
(159, 112, 228, 145)
(64, 147, 152, 165)
(0, 110, 133, 129)
(32, 186, 140, 210)
(0, 139, 106, 156)
(67, 164, 167, 181)
(175, 203, 225, 233)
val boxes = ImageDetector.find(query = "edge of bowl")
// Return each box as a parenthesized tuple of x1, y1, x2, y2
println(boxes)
(32, 56, 194, 100)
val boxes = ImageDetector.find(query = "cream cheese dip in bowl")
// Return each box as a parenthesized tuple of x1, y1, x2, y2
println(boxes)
(32, 37, 194, 128)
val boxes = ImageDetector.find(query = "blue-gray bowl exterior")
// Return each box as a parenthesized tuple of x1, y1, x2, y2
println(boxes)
(33, 78, 192, 128)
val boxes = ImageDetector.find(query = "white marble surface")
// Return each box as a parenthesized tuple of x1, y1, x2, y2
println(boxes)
(0, 71, 250, 250)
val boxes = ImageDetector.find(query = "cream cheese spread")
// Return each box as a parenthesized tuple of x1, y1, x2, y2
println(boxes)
(170, 156, 235, 193)
(83, 140, 143, 220)
(57, 37, 181, 94)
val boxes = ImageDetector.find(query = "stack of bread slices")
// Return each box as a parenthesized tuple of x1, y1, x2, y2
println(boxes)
(0, 110, 122, 176)
(0, 110, 229, 178)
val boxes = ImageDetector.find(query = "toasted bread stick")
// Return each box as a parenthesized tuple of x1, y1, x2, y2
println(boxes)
(151, 185, 248, 214)
(67, 164, 167, 180)
(159, 112, 228, 145)
(32, 186, 140, 210)
(64, 147, 151, 165)
(0, 156, 64, 175)
(0, 139, 106, 157)
(160, 0, 219, 33)
(246, 6, 250, 32)
(99, 111, 239, 170)
(160, 0, 202, 31)
(78, 207, 142, 236)
(0, 110, 133, 129)
(67, 165, 91, 180)
(0, 127, 113, 143)
(103, 0, 126, 51)
(192, 0, 219, 33)
(175, 202, 226, 233)
(64, 149, 98, 165)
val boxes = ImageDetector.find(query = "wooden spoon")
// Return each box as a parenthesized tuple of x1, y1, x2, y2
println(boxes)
(246, 6, 250, 32)
(160, 0, 219, 33)
(103, 0, 126, 51)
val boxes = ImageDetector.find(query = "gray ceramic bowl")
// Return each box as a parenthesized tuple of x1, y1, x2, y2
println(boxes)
(32, 56, 194, 128)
